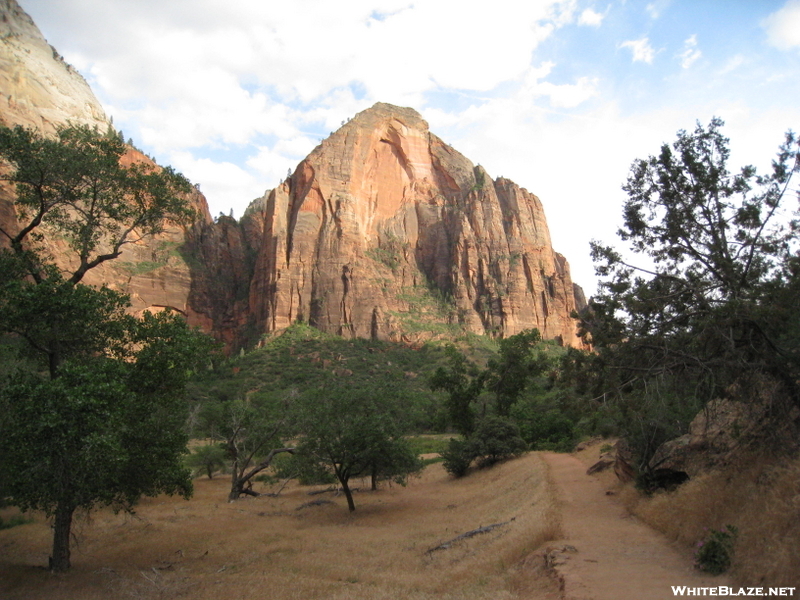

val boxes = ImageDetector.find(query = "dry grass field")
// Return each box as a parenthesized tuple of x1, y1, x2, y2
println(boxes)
(0, 454, 562, 600)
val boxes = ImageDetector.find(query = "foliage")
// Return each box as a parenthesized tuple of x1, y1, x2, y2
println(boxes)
(0, 124, 194, 284)
(469, 415, 528, 467)
(694, 525, 738, 575)
(0, 514, 32, 530)
(429, 345, 485, 435)
(441, 438, 475, 478)
(191, 391, 293, 501)
(0, 123, 206, 572)
(186, 444, 227, 479)
(583, 118, 800, 470)
(511, 400, 576, 452)
(0, 307, 211, 570)
(190, 322, 452, 434)
(485, 329, 549, 416)
(294, 385, 421, 510)
(441, 416, 527, 477)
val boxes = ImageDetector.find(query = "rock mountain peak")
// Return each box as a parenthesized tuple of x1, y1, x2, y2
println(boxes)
(0, 0, 586, 350)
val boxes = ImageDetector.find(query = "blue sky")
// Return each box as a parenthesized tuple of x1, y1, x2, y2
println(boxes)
(18, 0, 800, 294)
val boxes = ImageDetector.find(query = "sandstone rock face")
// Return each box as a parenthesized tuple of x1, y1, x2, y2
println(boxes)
(244, 103, 587, 346)
(0, 0, 107, 132)
(0, 0, 586, 350)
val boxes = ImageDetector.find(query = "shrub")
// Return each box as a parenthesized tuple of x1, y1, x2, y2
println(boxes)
(695, 526, 738, 575)
(441, 438, 474, 477)
(186, 444, 227, 479)
(441, 416, 527, 477)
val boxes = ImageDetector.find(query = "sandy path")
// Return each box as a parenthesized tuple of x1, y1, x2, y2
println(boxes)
(542, 452, 730, 600)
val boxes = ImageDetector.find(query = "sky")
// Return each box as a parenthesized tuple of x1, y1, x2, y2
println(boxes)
(18, 0, 800, 295)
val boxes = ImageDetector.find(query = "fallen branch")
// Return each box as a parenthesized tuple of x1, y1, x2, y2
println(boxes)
(425, 518, 516, 555)
(295, 499, 334, 511)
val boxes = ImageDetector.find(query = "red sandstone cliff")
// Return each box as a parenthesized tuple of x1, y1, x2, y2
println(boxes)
(0, 0, 586, 350)
(237, 103, 586, 347)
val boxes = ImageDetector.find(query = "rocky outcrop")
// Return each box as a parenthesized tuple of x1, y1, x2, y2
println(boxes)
(0, 0, 107, 132)
(0, 0, 587, 350)
(242, 103, 587, 346)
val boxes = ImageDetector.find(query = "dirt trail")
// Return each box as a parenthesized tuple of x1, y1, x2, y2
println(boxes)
(542, 451, 730, 600)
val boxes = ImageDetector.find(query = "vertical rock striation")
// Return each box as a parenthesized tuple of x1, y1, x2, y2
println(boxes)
(242, 103, 586, 347)
(0, 0, 586, 349)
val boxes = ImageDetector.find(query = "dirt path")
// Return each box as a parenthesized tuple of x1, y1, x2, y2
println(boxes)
(542, 451, 730, 600)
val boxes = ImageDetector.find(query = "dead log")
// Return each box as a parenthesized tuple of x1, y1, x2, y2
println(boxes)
(425, 518, 516, 555)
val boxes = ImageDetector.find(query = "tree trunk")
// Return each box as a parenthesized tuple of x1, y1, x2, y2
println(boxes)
(340, 478, 356, 512)
(49, 502, 74, 572)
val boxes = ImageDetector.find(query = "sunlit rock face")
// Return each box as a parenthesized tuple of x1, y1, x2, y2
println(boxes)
(243, 103, 587, 347)
(0, 0, 586, 349)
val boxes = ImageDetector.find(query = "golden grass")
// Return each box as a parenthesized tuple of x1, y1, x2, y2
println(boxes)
(0, 454, 562, 600)
(616, 454, 800, 587)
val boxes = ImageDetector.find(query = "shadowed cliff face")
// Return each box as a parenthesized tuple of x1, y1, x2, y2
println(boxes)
(0, 0, 585, 350)
(233, 103, 587, 347)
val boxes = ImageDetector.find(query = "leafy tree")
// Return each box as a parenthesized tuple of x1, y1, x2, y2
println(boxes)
(441, 416, 527, 477)
(186, 444, 228, 479)
(219, 395, 294, 502)
(0, 124, 194, 285)
(584, 118, 800, 467)
(429, 346, 485, 435)
(0, 124, 207, 571)
(0, 306, 212, 571)
(295, 385, 420, 511)
(485, 328, 549, 416)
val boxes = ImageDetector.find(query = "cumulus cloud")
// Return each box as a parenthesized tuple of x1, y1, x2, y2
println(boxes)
(620, 38, 655, 63)
(762, 0, 800, 49)
(578, 7, 605, 27)
(678, 35, 701, 68)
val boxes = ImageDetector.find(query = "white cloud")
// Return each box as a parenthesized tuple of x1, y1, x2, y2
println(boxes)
(578, 7, 605, 27)
(646, 0, 670, 19)
(720, 54, 746, 74)
(620, 38, 655, 63)
(678, 35, 701, 69)
(762, 0, 800, 49)
(169, 153, 266, 216)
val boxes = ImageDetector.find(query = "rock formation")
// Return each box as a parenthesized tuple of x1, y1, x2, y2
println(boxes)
(230, 103, 587, 347)
(0, 0, 106, 133)
(0, 0, 587, 350)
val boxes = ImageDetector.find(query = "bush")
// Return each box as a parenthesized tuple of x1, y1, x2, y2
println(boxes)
(441, 416, 527, 477)
(186, 444, 227, 479)
(441, 439, 474, 477)
(695, 525, 738, 575)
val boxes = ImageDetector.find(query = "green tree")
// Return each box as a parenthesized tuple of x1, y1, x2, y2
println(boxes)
(219, 396, 295, 502)
(295, 385, 420, 511)
(429, 346, 485, 435)
(0, 124, 207, 571)
(441, 416, 527, 477)
(585, 118, 800, 467)
(0, 124, 194, 286)
(0, 307, 212, 571)
(485, 329, 548, 416)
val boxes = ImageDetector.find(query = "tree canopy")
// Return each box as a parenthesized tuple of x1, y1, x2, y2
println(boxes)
(295, 385, 421, 511)
(0, 124, 210, 571)
(0, 124, 194, 284)
(583, 118, 800, 469)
